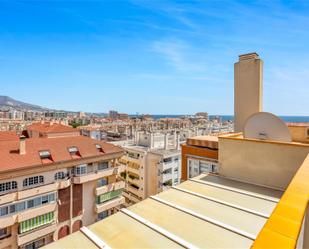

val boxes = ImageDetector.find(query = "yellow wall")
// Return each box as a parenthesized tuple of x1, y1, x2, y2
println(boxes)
(219, 136, 309, 190)
(289, 126, 309, 144)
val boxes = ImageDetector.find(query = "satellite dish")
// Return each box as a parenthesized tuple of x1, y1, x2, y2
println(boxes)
(244, 112, 292, 142)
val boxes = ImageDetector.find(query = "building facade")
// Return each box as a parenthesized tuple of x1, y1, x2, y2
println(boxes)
(0, 136, 124, 249)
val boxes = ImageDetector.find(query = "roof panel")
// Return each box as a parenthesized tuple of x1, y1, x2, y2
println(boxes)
(43, 231, 97, 249)
(128, 199, 253, 248)
(88, 212, 182, 249)
(178, 181, 277, 217)
(156, 188, 267, 237)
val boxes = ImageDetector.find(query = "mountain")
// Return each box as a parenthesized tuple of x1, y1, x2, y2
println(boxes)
(0, 96, 50, 111)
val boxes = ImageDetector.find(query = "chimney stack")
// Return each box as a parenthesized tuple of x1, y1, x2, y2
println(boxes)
(234, 52, 263, 132)
(19, 135, 26, 155)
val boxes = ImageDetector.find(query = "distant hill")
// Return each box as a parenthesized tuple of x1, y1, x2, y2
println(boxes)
(0, 96, 50, 111)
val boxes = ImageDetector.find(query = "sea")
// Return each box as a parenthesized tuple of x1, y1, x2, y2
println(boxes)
(132, 115, 309, 123)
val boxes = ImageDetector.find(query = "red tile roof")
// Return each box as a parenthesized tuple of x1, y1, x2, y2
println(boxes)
(27, 122, 78, 134)
(0, 136, 123, 173)
(0, 131, 19, 141)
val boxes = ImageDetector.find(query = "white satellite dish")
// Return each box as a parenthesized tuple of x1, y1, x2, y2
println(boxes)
(244, 112, 292, 142)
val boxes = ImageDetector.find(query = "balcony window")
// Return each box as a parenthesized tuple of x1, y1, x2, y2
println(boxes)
(98, 161, 109, 171)
(19, 212, 54, 234)
(98, 211, 108, 220)
(0, 227, 10, 240)
(128, 152, 140, 159)
(0, 193, 55, 217)
(163, 157, 172, 163)
(54, 171, 66, 181)
(0, 181, 17, 195)
(97, 178, 108, 187)
(23, 176, 44, 188)
(0, 206, 8, 216)
(74, 165, 87, 176)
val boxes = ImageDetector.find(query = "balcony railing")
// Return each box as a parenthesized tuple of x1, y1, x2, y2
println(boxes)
(95, 181, 125, 196)
(73, 165, 125, 184)
(17, 223, 57, 246)
(95, 196, 125, 213)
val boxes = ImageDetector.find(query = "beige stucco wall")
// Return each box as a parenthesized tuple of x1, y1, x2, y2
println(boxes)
(218, 137, 309, 190)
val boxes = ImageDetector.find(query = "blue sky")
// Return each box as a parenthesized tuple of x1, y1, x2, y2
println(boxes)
(0, 0, 308, 115)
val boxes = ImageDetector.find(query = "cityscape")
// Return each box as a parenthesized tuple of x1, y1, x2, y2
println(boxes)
(1, 1, 309, 249)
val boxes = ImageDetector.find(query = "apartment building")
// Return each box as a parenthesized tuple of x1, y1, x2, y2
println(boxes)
(44, 52, 309, 249)
(116, 132, 182, 206)
(0, 135, 124, 249)
(181, 135, 219, 180)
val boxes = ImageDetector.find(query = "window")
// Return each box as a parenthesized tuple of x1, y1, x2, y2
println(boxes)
(307, 128, 309, 138)
(174, 178, 178, 184)
(96, 189, 123, 204)
(98, 161, 109, 171)
(23, 176, 44, 188)
(163, 157, 172, 163)
(0, 227, 10, 239)
(98, 211, 108, 221)
(54, 172, 66, 181)
(0, 181, 17, 194)
(0, 193, 56, 217)
(174, 157, 179, 162)
(74, 165, 87, 176)
(0, 206, 8, 216)
(39, 150, 51, 159)
(97, 178, 108, 187)
(68, 147, 78, 154)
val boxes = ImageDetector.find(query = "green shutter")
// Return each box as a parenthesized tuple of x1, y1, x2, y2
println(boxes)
(97, 189, 123, 204)
(19, 212, 55, 234)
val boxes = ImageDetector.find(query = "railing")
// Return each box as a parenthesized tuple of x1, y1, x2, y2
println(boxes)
(252, 154, 309, 248)
(73, 165, 125, 184)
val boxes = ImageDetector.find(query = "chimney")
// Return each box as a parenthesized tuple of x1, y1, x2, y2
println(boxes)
(164, 133, 169, 150)
(19, 135, 26, 155)
(234, 52, 263, 132)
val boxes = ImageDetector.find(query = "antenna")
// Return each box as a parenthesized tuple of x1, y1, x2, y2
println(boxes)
(244, 112, 292, 142)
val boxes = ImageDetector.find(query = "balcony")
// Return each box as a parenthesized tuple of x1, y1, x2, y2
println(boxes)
(73, 165, 125, 184)
(95, 196, 125, 213)
(127, 176, 140, 186)
(18, 183, 58, 200)
(95, 181, 125, 196)
(162, 173, 173, 182)
(17, 223, 57, 246)
(122, 190, 141, 203)
(127, 185, 141, 197)
(0, 191, 17, 205)
(17, 203, 56, 223)
(57, 178, 71, 189)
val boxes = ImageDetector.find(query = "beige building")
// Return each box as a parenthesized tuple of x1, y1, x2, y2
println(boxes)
(119, 145, 181, 207)
(0, 135, 124, 249)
